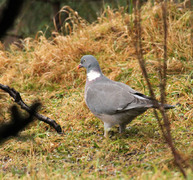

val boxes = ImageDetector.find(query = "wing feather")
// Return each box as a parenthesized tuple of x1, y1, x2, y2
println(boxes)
(85, 79, 153, 115)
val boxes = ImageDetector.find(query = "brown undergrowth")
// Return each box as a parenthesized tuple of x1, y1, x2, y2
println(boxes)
(0, 2, 191, 87)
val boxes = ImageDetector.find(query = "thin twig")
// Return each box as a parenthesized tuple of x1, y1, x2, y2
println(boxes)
(0, 84, 62, 133)
(132, 0, 189, 178)
(134, 0, 157, 104)
(160, 2, 167, 105)
(159, 2, 188, 177)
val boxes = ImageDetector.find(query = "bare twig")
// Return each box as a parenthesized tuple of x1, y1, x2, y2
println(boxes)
(133, 0, 167, 150)
(132, 0, 190, 178)
(0, 84, 62, 133)
(133, 0, 157, 104)
(160, 2, 167, 105)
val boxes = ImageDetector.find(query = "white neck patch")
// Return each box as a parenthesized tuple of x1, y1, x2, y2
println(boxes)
(87, 70, 101, 81)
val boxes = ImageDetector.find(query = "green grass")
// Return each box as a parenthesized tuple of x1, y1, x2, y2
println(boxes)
(0, 82, 192, 179)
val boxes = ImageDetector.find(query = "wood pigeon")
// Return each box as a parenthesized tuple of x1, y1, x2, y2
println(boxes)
(77, 55, 174, 137)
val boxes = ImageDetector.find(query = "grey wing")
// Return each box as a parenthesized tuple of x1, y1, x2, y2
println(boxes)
(85, 82, 153, 115)
(115, 81, 152, 100)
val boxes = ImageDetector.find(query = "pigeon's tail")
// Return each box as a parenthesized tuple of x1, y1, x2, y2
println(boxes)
(152, 103, 175, 109)
(163, 104, 175, 109)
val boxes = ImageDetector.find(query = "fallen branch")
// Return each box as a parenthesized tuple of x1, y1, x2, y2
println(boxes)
(0, 84, 62, 133)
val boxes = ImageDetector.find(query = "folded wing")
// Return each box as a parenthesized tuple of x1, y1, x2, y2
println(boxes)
(85, 80, 153, 115)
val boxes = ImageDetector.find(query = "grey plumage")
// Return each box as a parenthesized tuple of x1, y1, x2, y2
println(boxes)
(78, 55, 174, 137)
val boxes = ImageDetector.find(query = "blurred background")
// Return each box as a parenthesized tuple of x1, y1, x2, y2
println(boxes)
(0, 0, 190, 47)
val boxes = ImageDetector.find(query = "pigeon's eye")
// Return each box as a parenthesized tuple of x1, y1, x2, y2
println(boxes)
(83, 59, 86, 63)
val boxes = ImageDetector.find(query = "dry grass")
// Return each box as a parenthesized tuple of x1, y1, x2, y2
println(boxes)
(0, 1, 193, 179)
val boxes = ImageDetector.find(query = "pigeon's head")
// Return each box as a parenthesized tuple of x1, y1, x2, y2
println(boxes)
(77, 55, 101, 73)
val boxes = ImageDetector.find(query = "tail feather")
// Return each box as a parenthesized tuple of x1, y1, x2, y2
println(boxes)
(152, 103, 175, 109)
(163, 104, 175, 109)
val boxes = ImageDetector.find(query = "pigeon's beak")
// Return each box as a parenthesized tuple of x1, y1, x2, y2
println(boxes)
(77, 64, 83, 70)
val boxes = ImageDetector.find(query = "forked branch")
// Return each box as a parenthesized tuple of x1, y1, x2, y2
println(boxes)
(0, 84, 62, 133)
